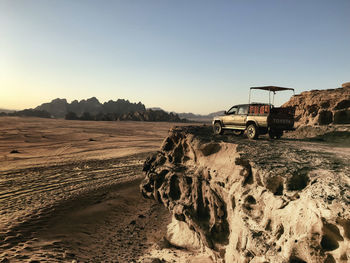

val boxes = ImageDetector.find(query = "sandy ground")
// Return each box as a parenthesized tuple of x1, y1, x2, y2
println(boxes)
(0, 117, 190, 171)
(0, 117, 194, 262)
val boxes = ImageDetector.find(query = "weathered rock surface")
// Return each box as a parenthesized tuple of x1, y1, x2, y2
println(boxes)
(283, 85, 350, 126)
(140, 126, 350, 262)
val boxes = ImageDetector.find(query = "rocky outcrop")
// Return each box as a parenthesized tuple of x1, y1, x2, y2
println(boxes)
(34, 97, 186, 122)
(283, 85, 350, 126)
(36, 98, 69, 118)
(119, 109, 187, 122)
(342, 82, 350, 88)
(140, 126, 350, 262)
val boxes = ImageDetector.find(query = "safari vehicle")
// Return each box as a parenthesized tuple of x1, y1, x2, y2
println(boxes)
(212, 86, 295, 139)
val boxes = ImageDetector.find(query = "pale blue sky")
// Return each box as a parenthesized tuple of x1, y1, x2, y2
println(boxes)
(1, 0, 349, 114)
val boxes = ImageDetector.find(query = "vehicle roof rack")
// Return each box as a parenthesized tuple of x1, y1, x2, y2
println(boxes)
(249, 86, 295, 105)
(250, 86, 294, 92)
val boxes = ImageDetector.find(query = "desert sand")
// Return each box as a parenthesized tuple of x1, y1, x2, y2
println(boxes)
(0, 117, 185, 171)
(0, 117, 193, 262)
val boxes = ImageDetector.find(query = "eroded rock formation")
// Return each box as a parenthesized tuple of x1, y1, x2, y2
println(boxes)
(283, 84, 350, 126)
(118, 109, 187, 122)
(35, 97, 145, 118)
(140, 126, 350, 262)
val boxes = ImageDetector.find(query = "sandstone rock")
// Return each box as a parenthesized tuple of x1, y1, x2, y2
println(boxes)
(342, 82, 350, 88)
(283, 85, 350, 126)
(140, 126, 350, 262)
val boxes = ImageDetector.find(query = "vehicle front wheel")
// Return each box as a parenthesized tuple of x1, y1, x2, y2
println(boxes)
(213, 122, 223, 135)
(246, 124, 259, 139)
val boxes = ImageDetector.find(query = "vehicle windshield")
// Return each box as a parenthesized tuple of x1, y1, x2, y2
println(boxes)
(226, 106, 237, 114)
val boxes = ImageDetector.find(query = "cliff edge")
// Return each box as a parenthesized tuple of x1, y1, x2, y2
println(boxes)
(140, 126, 350, 262)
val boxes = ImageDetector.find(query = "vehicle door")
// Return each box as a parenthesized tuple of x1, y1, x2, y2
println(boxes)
(222, 106, 238, 126)
(235, 105, 248, 126)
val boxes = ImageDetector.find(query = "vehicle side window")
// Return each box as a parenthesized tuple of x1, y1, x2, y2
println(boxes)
(227, 106, 237, 115)
(237, 105, 248, 115)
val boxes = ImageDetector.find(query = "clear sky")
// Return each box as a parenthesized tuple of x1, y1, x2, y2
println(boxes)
(1, 0, 349, 114)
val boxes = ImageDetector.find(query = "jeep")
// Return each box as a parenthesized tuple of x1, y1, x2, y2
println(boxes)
(212, 86, 295, 139)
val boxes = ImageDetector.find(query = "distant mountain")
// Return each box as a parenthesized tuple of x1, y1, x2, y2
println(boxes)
(0, 109, 51, 118)
(177, 110, 225, 122)
(0, 107, 51, 118)
(119, 109, 188, 122)
(35, 97, 146, 118)
(1, 98, 218, 123)
(27, 97, 188, 122)
(0, 108, 15, 113)
(147, 107, 164, 111)
(146, 108, 225, 122)
(206, 110, 225, 117)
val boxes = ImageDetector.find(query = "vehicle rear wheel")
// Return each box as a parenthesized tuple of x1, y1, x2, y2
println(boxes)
(276, 130, 283, 139)
(233, 130, 243, 136)
(213, 122, 223, 135)
(246, 124, 258, 139)
(269, 129, 283, 139)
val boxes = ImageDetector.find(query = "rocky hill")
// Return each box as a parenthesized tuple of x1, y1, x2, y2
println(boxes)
(1, 109, 51, 118)
(283, 83, 350, 126)
(35, 97, 145, 118)
(140, 126, 350, 262)
(119, 109, 187, 122)
(0, 108, 15, 114)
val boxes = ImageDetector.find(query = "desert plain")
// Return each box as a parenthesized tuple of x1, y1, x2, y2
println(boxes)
(0, 117, 194, 262)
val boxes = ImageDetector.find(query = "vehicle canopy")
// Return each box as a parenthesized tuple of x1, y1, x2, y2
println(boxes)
(249, 86, 295, 105)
